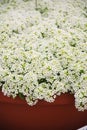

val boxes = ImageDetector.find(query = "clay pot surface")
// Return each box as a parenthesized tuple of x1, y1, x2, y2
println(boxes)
(0, 92, 87, 130)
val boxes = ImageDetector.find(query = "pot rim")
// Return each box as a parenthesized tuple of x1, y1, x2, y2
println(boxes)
(0, 91, 75, 106)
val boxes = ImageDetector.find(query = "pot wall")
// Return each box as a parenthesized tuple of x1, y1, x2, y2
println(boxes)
(0, 92, 87, 130)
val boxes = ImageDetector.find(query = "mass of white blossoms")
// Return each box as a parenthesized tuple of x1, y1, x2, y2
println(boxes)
(0, 0, 87, 111)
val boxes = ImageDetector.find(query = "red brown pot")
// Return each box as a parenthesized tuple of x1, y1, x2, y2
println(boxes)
(0, 91, 87, 130)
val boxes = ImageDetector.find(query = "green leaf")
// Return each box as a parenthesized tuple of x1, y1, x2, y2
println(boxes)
(18, 93, 25, 100)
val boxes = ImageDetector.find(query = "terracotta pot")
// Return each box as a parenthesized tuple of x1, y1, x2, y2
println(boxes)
(0, 91, 87, 130)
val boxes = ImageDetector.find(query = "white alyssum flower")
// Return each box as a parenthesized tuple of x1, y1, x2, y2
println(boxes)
(0, 0, 87, 111)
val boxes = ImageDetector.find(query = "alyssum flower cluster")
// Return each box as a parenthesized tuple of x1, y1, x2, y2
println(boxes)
(0, 0, 87, 111)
